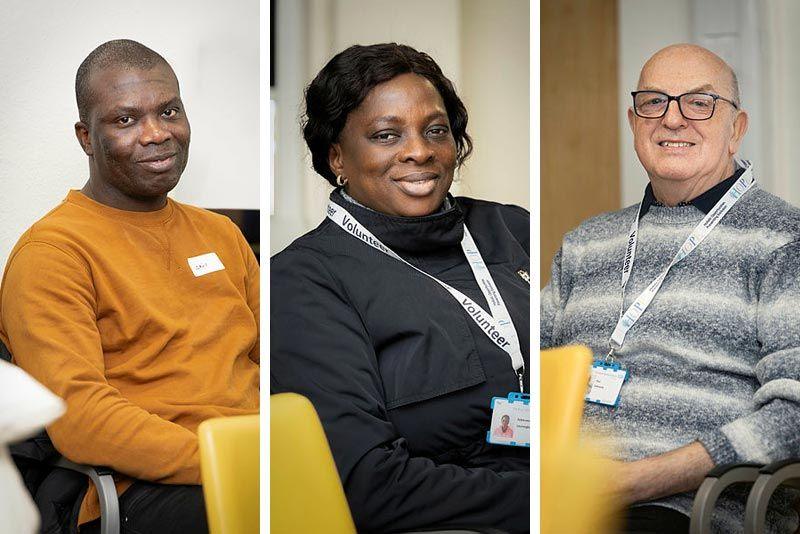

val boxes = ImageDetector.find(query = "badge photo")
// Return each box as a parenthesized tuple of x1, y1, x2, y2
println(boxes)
(486, 392, 530, 447)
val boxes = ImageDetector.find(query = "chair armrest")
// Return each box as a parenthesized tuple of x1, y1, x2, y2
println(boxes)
(689, 463, 762, 534)
(744, 459, 800, 534)
(54, 458, 120, 534)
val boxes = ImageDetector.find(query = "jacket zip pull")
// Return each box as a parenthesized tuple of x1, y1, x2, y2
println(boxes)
(517, 369, 524, 394)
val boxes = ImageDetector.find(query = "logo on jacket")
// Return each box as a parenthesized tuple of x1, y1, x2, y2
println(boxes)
(517, 269, 530, 284)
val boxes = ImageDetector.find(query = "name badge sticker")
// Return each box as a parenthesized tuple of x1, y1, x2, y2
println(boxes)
(187, 252, 225, 277)
(486, 392, 530, 447)
(585, 361, 628, 407)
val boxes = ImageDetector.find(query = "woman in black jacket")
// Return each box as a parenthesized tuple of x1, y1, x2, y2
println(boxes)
(271, 43, 530, 534)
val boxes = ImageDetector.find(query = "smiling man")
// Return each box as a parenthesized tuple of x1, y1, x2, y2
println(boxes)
(0, 40, 259, 533)
(542, 44, 800, 533)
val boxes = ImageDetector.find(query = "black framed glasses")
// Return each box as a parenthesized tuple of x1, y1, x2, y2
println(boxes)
(631, 91, 738, 121)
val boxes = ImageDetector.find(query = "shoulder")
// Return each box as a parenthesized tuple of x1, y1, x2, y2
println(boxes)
(456, 196, 529, 223)
(563, 204, 638, 247)
(172, 201, 242, 235)
(7, 198, 91, 269)
(271, 221, 339, 278)
(734, 188, 800, 242)
(456, 196, 530, 249)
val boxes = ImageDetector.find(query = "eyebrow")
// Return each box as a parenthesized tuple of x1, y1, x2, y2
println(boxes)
(105, 97, 183, 117)
(370, 110, 448, 126)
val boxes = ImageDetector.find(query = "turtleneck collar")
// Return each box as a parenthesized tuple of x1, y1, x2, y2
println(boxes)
(329, 188, 465, 254)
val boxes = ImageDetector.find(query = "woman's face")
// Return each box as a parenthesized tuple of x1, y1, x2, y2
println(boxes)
(329, 73, 458, 217)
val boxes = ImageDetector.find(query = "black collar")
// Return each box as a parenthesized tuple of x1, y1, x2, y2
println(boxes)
(328, 188, 465, 254)
(640, 166, 746, 218)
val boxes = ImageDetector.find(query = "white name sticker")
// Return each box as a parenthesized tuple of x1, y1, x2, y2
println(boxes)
(187, 252, 225, 277)
(585, 362, 628, 407)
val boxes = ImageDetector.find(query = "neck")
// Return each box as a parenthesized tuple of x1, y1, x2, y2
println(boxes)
(82, 176, 167, 212)
(650, 160, 736, 207)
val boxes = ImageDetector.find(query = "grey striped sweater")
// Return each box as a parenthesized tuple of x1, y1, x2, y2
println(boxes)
(541, 186, 800, 533)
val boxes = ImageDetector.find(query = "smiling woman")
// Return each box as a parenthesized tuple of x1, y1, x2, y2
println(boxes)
(271, 43, 530, 533)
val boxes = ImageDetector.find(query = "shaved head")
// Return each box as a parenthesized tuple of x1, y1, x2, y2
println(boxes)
(628, 42, 749, 205)
(638, 44, 740, 107)
(76, 39, 176, 123)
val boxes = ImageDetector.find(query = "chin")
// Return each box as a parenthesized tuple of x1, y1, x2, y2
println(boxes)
(393, 195, 447, 217)
(647, 162, 701, 183)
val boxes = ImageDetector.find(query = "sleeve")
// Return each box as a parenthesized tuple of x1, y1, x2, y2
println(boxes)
(234, 223, 260, 365)
(540, 246, 564, 349)
(697, 241, 800, 465)
(270, 250, 529, 534)
(1, 242, 201, 484)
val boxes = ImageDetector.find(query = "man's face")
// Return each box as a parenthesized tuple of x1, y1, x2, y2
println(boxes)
(628, 47, 747, 189)
(79, 63, 190, 201)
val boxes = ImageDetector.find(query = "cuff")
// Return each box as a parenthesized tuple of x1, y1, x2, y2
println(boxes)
(697, 431, 738, 466)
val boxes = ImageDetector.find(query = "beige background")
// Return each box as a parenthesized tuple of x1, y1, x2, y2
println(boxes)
(270, 0, 530, 255)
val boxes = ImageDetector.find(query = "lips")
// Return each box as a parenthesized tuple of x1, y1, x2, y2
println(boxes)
(136, 153, 177, 173)
(393, 172, 439, 197)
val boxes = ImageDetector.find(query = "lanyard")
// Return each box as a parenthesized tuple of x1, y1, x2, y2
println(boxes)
(608, 161, 755, 358)
(326, 201, 526, 392)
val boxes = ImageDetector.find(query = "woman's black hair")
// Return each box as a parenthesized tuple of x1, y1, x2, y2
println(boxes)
(302, 43, 473, 186)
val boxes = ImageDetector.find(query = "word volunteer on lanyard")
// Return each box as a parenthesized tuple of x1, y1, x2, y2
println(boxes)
(609, 160, 755, 355)
(326, 201, 526, 393)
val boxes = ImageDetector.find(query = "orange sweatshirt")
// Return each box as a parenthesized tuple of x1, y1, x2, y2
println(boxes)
(0, 190, 259, 524)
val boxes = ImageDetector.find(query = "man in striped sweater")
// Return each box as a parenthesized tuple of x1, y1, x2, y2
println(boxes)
(542, 44, 800, 533)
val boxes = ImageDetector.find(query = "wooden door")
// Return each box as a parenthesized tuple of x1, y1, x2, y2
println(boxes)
(541, 0, 620, 286)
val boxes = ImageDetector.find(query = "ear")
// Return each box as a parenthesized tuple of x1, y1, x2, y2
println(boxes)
(627, 107, 636, 134)
(75, 122, 94, 156)
(728, 110, 749, 155)
(328, 143, 344, 178)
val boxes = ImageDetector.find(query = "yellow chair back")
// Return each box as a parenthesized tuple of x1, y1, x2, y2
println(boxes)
(540, 345, 592, 448)
(198, 414, 260, 534)
(270, 393, 356, 534)
(541, 345, 617, 534)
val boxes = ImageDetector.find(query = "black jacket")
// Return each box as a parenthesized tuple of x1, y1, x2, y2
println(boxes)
(271, 191, 530, 533)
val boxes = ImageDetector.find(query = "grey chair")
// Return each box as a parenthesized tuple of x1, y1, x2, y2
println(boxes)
(744, 458, 800, 534)
(690, 463, 761, 534)
(689, 459, 800, 534)
(1, 341, 120, 534)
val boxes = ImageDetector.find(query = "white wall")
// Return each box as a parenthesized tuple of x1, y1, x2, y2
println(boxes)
(618, 0, 691, 207)
(0, 0, 258, 272)
(459, 0, 530, 207)
(761, 0, 800, 203)
(270, 0, 529, 255)
(619, 0, 800, 208)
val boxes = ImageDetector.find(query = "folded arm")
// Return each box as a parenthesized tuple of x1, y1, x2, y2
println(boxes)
(617, 241, 800, 505)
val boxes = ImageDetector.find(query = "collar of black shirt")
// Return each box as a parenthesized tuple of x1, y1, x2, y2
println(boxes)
(639, 166, 747, 218)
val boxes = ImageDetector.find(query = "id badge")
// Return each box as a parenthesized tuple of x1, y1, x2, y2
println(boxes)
(585, 360, 628, 407)
(486, 392, 530, 447)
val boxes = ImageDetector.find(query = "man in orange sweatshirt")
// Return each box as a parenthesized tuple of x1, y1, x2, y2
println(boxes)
(0, 39, 259, 533)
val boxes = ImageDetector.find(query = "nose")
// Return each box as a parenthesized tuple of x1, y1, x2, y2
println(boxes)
(139, 115, 172, 145)
(661, 99, 687, 130)
(398, 133, 435, 164)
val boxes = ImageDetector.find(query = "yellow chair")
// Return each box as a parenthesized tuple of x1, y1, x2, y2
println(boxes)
(271, 393, 356, 534)
(541, 345, 593, 448)
(541, 345, 618, 534)
(198, 414, 260, 534)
